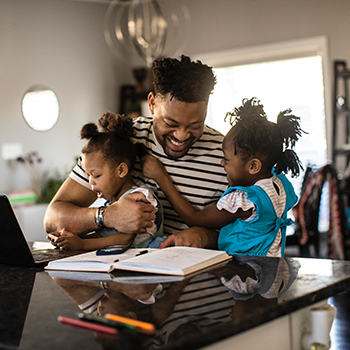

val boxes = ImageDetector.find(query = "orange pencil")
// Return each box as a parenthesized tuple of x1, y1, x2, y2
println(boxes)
(105, 313, 155, 335)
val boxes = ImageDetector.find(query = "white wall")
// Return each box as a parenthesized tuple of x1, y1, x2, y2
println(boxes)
(2, 0, 350, 195)
(0, 0, 131, 194)
(184, 0, 350, 61)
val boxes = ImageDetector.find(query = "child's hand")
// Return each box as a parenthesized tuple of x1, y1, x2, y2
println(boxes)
(47, 231, 61, 246)
(141, 155, 167, 182)
(50, 228, 84, 251)
(57, 228, 84, 250)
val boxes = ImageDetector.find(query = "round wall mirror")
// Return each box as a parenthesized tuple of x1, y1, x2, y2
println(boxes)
(21, 85, 59, 131)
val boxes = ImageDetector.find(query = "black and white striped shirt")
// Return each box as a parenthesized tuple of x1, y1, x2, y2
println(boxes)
(155, 273, 234, 346)
(70, 116, 228, 234)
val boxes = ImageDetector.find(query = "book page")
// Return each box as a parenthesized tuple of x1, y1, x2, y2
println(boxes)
(45, 248, 157, 272)
(111, 247, 231, 276)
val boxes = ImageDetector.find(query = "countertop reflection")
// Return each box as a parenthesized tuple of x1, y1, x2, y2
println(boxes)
(1, 255, 350, 350)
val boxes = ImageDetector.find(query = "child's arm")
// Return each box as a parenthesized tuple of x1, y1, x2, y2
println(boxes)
(142, 155, 251, 229)
(48, 228, 135, 251)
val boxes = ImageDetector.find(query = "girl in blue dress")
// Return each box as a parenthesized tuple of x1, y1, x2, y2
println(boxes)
(142, 97, 305, 257)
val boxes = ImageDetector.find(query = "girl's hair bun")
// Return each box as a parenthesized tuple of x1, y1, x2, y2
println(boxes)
(80, 123, 99, 140)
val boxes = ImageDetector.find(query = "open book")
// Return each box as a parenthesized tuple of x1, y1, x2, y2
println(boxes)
(45, 248, 152, 273)
(45, 247, 231, 276)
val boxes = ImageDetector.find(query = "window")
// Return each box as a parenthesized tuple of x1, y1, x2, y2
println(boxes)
(196, 36, 331, 196)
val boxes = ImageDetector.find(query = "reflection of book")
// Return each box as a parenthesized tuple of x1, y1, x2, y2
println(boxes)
(47, 269, 185, 284)
(47, 270, 114, 282)
(45, 247, 231, 276)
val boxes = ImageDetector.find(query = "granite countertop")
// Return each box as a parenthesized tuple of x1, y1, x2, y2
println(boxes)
(1, 255, 350, 350)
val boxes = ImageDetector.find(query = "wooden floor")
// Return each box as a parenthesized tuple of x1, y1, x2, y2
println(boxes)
(329, 289, 350, 350)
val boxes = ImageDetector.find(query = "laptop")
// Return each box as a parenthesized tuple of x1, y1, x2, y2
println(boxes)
(0, 195, 83, 267)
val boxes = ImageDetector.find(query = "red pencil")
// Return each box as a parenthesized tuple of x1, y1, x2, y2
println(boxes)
(58, 316, 118, 335)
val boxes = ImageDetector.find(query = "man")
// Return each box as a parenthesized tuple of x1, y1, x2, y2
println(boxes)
(44, 55, 228, 248)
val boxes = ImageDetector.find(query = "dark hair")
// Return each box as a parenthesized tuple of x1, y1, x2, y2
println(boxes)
(225, 98, 305, 177)
(151, 55, 217, 103)
(81, 111, 147, 168)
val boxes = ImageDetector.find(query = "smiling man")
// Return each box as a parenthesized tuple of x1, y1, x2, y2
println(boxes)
(150, 94, 207, 159)
(44, 55, 228, 248)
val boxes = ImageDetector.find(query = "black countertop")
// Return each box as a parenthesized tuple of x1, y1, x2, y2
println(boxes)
(1, 255, 350, 350)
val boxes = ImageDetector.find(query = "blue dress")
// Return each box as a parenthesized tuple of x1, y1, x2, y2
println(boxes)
(218, 173, 298, 257)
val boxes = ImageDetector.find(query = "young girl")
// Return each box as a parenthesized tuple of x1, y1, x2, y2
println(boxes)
(142, 98, 304, 257)
(48, 111, 164, 251)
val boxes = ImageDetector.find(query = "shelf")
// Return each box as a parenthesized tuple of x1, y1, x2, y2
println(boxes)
(119, 84, 148, 118)
(333, 60, 350, 175)
(336, 70, 350, 78)
(335, 109, 350, 117)
(334, 147, 350, 155)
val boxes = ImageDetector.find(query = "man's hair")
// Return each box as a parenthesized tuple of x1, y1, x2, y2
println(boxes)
(151, 55, 216, 103)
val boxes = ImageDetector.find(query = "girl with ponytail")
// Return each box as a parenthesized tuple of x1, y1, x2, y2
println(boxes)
(141, 98, 305, 257)
(48, 111, 164, 251)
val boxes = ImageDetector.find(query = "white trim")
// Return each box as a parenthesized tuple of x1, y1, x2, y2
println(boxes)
(320, 39, 333, 162)
(194, 36, 326, 67)
(194, 36, 332, 161)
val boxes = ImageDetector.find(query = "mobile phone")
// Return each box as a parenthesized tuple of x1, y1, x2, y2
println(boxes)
(96, 244, 130, 255)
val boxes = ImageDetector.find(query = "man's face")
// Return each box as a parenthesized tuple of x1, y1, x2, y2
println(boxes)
(149, 92, 207, 159)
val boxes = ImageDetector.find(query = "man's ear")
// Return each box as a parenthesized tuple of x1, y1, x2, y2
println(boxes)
(148, 92, 156, 115)
(117, 162, 129, 178)
(248, 158, 262, 175)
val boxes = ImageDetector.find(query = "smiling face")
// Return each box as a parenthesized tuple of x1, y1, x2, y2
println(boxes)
(82, 151, 124, 201)
(221, 136, 251, 187)
(149, 92, 207, 159)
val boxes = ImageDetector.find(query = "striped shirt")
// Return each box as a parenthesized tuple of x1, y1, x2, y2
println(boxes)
(146, 273, 235, 348)
(70, 116, 228, 234)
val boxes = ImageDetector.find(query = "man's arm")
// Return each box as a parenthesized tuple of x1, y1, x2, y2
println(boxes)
(160, 226, 219, 249)
(44, 177, 156, 235)
(44, 177, 97, 234)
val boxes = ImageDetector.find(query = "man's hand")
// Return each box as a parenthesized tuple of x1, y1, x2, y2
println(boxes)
(159, 227, 219, 249)
(104, 192, 156, 234)
(45, 177, 157, 236)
